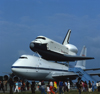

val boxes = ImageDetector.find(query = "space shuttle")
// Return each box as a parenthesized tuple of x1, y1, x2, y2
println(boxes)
(30, 29, 94, 61)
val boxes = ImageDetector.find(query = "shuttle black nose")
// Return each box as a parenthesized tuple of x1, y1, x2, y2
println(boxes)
(30, 42, 34, 49)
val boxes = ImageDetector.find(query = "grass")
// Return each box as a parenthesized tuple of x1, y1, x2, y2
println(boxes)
(0, 90, 100, 94)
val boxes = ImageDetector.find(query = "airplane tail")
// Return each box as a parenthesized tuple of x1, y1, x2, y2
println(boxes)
(75, 46, 87, 69)
(62, 29, 71, 45)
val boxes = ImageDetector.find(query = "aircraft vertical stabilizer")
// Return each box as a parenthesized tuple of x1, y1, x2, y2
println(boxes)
(62, 29, 71, 45)
(75, 46, 87, 69)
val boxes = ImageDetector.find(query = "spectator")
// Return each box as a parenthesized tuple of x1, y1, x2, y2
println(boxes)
(54, 81, 58, 94)
(9, 78, 14, 94)
(47, 84, 51, 94)
(22, 81, 26, 91)
(41, 80, 46, 94)
(84, 81, 88, 91)
(1, 81, 5, 93)
(92, 81, 95, 92)
(26, 81, 29, 90)
(67, 81, 70, 91)
(0, 81, 1, 90)
(88, 80, 92, 92)
(3, 80, 7, 91)
(38, 81, 42, 92)
(31, 80, 36, 94)
(76, 80, 82, 94)
(59, 81, 63, 94)
(49, 80, 55, 94)
(14, 81, 19, 92)
(65, 81, 68, 92)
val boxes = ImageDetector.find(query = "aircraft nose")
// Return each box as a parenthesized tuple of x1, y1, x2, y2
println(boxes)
(30, 42, 34, 49)
(11, 66, 17, 73)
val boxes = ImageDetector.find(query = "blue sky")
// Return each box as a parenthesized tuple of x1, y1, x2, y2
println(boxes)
(0, 0, 100, 79)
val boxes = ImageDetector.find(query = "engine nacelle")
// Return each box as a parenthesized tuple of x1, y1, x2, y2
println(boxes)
(65, 44, 78, 54)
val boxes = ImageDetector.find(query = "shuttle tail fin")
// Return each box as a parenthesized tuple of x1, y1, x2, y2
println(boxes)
(75, 46, 87, 69)
(62, 29, 71, 45)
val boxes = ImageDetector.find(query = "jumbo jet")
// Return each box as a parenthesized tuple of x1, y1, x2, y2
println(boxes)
(30, 29, 94, 61)
(11, 46, 98, 81)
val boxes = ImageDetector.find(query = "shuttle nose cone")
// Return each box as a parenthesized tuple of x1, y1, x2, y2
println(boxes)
(30, 42, 34, 49)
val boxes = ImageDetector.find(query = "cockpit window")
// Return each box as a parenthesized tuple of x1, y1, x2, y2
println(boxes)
(19, 57, 28, 59)
(36, 37, 46, 40)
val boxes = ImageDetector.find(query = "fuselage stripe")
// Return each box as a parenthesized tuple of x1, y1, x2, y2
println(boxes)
(11, 66, 68, 72)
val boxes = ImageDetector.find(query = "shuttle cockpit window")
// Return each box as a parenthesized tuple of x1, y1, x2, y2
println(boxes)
(36, 37, 46, 40)
(19, 57, 28, 59)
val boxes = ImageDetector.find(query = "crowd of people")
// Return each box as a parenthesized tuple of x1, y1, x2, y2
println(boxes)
(38, 80, 70, 94)
(0, 78, 99, 94)
(0, 79, 71, 94)
(76, 79, 96, 94)
(0, 78, 30, 94)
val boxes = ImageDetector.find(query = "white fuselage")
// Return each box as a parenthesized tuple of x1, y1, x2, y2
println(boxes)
(11, 55, 76, 80)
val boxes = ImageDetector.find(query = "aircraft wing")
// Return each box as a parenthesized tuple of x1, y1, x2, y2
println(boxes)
(84, 68, 100, 71)
(52, 72, 78, 80)
(88, 73, 100, 76)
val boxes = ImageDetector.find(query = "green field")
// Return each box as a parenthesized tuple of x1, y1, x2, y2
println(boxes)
(1, 91, 100, 94)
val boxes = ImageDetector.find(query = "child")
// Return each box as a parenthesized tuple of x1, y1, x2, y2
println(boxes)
(47, 84, 51, 94)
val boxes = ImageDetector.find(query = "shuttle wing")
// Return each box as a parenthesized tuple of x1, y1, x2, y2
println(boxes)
(41, 51, 94, 61)
(62, 54, 94, 61)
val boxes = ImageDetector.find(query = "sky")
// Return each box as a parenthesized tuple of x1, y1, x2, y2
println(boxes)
(0, 0, 100, 80)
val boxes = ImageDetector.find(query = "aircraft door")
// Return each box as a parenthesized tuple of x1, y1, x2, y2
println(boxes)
(36, 59, 40, 72)
(36, 65, 39, 72)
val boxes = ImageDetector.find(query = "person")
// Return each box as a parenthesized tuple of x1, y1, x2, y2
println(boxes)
(1, 81, 5, 93)
(63, 81, 66, 92)
(9, 78, 14, 94)
(64, 81, 68, 92)
(26, 81, 29, 90)
(67, 81, 70, 91)
(88, 80, 92, 92)
(41, 80, 46, 94)
(76, 80, 82, 94)
(22, 81, 26, 91)
(92, 81, 95, 92)
(59, 81, 63, 94)
(47, 84, 51, 94)
(53, 81, 58, 94)
(38, 81, 42, 92)
(14, 81, 19, 92)
(3, 80, 7, 91)
(84, 81, 88, 92)
(76, 81, 79, 91)
(0, 81, 1, 90)
(49, 80, 55, 94)
(31, 80, 36, 94)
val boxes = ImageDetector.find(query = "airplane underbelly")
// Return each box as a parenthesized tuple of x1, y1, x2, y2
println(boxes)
(12, 68, 49, 80)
